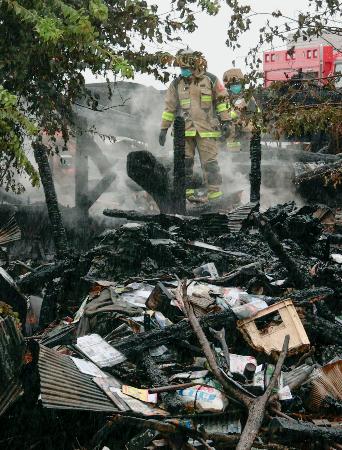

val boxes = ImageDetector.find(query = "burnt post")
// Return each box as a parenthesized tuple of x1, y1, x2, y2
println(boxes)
(249, 129, 262, 205)
(33, 142, 68, 259)
(75, 131, 89, 222)
(173, 116, 186, 215)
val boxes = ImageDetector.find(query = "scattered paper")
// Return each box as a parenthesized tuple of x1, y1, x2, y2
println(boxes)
(278, 385, 293, 401)
(122, 385, 157, 403)
(71, 357, 106, 377)
(76, 334, 126, 368)
(229, 354, 257, 375)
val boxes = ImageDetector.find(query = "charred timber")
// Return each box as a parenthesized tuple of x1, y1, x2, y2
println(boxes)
(114, 309, 237, 359)
(249, 130, 262, 205)
(33, 142, 68, 259)
(127, 150, 172, 214)
(140, 351, 183, 412)
(173, 116, 186, 215)
(254, 213, 311, 289)
(269, 417, 342, 445)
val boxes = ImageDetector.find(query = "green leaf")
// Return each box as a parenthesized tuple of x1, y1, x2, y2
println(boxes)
(89, 0, 108, 22)
(35, 17, 63, 42)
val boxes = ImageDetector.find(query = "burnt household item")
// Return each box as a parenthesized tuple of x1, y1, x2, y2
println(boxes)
(146, 282, 183, 323)
(244, 362, 257, 382)
(173, 116, 186, 215)
(307, 359, 342, 412)
(238, 299, 310, 356)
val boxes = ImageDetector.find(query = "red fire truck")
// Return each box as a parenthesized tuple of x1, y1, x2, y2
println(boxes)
(263, 43, 342, 87)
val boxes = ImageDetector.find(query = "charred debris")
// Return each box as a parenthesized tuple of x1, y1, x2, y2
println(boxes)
(0, 119, 342, 450)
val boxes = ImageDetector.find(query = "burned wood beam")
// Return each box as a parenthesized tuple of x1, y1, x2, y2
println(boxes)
(140, 351, 183, 413)
(254, 213, 311, 289)
(269, 417, 342, 445)
(110, 415, 241, 446)
(173, 116, 186, 215)
(249, 130, 262, 205)
(127, 150, 172, 213)
(114, 309, 237, 359)
(86, 169, 117, 209)
(17, 258, 79, 293)
(33, 142, 68, 259)
(86, 136, 113, 175)
(75, 131, 89, 221)
(269, 287, 334, 307)
(303, 313, 342, 345)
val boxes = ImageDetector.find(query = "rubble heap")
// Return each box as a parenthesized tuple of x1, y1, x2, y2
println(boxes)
(1, 201, 342, 450)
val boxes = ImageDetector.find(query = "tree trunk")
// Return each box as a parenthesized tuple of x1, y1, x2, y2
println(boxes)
(33, 142, 68, 259)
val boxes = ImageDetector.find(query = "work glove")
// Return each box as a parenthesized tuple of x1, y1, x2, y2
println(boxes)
(221, 121, 231, 139)
(159, 129, 167, 146)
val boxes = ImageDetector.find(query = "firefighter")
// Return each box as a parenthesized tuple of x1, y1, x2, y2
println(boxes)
(159, 48, 231, 202)
(223, 68, 259, 152)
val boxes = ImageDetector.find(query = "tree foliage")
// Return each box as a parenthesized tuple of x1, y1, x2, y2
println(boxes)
(0, 0, 220, 191)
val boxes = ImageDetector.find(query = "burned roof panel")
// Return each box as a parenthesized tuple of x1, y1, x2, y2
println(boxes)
(0, 316, 25, 417)
(38, 345, 118, 412)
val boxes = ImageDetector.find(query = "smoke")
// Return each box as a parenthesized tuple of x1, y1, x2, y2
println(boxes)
(13, 81, 306, 217)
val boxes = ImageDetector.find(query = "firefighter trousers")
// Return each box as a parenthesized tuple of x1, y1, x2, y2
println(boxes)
(185, 134, 222, 192)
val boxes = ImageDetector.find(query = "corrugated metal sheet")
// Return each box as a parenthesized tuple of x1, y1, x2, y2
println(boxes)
(38, 345, 118, 412)
(40, 323, 76, 348)
(0, 380, 23, 417)
(0, 316, 25, 417)
(227, 202, 258, 233)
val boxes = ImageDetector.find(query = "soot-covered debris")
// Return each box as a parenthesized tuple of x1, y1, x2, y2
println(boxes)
(0, 201, 342, 450)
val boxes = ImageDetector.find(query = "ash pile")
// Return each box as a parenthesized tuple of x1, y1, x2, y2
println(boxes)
(1, 201, 342, 450)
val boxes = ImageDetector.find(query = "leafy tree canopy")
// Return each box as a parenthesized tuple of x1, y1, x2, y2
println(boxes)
(0, 0, 220, 191)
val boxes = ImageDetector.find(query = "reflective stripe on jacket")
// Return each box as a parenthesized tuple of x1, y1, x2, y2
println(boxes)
(161, 72, 230, 138)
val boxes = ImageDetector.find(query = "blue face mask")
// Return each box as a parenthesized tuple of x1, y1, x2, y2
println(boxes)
(230, 83, 243, 95)
(181, 68, 192, 78)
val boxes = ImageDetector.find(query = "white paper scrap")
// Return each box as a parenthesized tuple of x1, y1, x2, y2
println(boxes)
(76, 334, 127, 368)
(71, 357, 107, 377)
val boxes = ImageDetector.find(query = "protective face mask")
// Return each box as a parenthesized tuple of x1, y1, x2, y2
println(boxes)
(230, 84, 243, 95)
(181, 68, 192, 78)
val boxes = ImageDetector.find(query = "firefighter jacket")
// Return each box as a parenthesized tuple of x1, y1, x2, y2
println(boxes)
(161, 72, 230, 138)
(225, 94, 260, 150)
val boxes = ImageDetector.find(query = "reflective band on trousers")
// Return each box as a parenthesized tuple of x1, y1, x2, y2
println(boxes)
(216, 102, 228, 113)
(199, 131, 221, 138)
(180, 99, 191, 106)
(162, 111, 175, 121)
(184, 130, 221, 138)
(201, 95, 212, 102)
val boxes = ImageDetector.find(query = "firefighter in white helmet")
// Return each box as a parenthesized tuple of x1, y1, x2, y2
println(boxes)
(223, 68, 259, 152)
(159, 48, 231, 202)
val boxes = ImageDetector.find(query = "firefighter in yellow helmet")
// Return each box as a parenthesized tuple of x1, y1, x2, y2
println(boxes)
(159, 48, 231, 202)
(223, 68, 259, 152)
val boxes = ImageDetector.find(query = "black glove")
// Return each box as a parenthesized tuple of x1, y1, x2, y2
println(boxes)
(221, 121, 231, 139)
(159, 129, 167, 146)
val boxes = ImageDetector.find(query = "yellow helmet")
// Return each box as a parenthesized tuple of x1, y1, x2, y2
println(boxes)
(223, 68, 244, 84)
